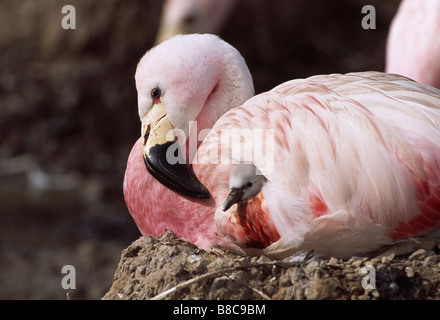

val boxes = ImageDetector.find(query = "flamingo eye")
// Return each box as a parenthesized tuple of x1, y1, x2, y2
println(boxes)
(246, 181, 253, 188)
(183, 14, 196, 26)
(151, 87, 161, 101)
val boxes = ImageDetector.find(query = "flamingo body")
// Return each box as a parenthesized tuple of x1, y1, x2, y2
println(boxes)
(386, 0, 440, 89)
(124, 34, 440, 258)
(196, 72, 440, 257)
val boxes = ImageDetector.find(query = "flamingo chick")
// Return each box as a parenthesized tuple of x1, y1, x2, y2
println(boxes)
(125, 34, 440, 258)
(386, 0, 440, 89)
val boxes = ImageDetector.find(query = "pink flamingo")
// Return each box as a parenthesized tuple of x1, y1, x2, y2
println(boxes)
(124, 34, 440, 258)
(155, 0, 237, 44)
(386, 0, 440, 89)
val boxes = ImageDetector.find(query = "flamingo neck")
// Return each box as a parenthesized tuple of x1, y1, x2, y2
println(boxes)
(123, 138, 222, 249)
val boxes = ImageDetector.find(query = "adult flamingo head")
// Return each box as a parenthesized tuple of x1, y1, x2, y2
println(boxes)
(134, 34, 254, 198)
(155, 0, 238, 44)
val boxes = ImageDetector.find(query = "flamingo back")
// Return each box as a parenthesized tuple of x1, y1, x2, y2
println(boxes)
(196, 72, 440, 257)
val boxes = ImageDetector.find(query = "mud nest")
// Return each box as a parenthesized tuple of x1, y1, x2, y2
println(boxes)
(103, 231, 440, 300)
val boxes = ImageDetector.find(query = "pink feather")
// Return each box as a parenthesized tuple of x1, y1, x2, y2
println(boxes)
(386, 0, 440, 89)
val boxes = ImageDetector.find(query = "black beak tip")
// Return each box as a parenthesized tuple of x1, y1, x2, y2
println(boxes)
(189, 183, 211, 199)
(143, 141, 211, 199)
(223, 202, 231, 212)
(222, 187, 243, 211)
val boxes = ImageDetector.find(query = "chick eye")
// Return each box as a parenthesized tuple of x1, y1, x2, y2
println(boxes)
(246, 181, 253, 188)
(151, 87, 161, 100)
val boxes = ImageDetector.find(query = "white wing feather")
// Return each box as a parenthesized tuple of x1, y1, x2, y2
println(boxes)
(196, 72, 440, 257)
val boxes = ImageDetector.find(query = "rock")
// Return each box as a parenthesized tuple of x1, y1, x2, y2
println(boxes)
(327, 257, 340, 266)
(381, 253, 395, 264)
(304, 261, 320, 276)
(405, 266, 415, 278)
(409, 249, 427, 260)
(103, 233, 440, 300)
(351, 258, 365, 268)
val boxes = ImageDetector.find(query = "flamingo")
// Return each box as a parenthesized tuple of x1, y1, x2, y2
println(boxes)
(386, 0, 440, 89)
(155, 0, 237, 44)
(124, 34, 440, 258)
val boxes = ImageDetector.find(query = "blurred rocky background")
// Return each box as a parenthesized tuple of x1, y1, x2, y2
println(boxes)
(0, 0, 400, 299)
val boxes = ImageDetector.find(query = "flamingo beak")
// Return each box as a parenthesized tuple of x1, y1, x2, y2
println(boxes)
(223, 187, 245, 211)
(141, 103, 210, 199)
(155, 24, 186, 45)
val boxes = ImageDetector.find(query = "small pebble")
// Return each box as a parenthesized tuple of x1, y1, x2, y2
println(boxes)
(365, 261, 375, 267)
(257, 255, 273, 264)
(405, 266, 415, 278)
(352, 259, 364, 268)
(305, 261, 319, 275)
(409, 248, 426, 260)
(327, 257, 339, 266)
(381, 253, 395, 264)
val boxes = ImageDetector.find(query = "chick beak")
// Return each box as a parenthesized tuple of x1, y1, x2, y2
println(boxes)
(141, 103, 210, 199)
(223, 187, 245, 211)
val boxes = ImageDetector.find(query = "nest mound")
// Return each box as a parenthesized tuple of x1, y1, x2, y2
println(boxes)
(103, 231, 440, 300)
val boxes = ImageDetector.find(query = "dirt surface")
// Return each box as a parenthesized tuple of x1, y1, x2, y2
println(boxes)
(0, 0, 406, 300)
(104, 231, 440, 300)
